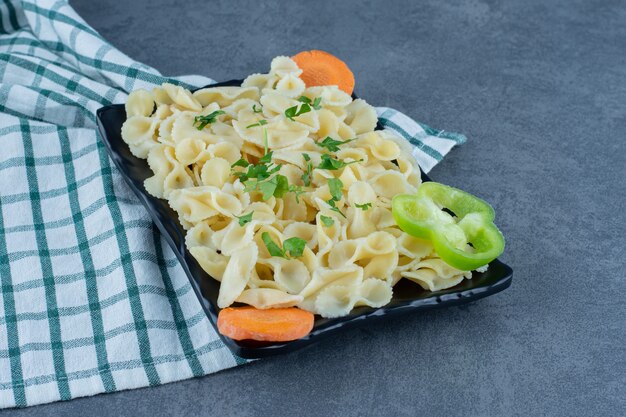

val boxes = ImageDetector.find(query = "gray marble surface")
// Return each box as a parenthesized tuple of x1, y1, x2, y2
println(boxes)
(8, 0, 626, 415)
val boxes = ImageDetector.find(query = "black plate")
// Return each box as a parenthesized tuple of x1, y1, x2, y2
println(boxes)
(96, 79, 513, 359)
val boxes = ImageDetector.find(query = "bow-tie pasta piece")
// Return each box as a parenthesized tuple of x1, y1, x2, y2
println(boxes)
(275, 74, 306, 98)
(168, 187, 218, 225)
(152, 86, 173, 105)
(283, 222, 318, 250)
(169, 186, 243, 224)
(162, 165, 196, 199)
(315, 110, 356, 140)
(126, 89, 155, 117)
(206, 142, 241, 165)
(345, 99, 377, 135)
(189, 246, 229, 281)
(143, 145, 175, 198)
(357, 132, 401, 161)
(306, 86, 352, 108)
(171, 111, 222, 145)
(218, 244, 258, 308)
(401, 267, 471, 292)
(242, 73, 276, 91)
(259, 257, 311, 294)
(314, 285, 358, 318)
(221, 98, 260, 119)
(236, 288, 304, 309)
(363, 231, 397, 256)
(175, 138, 208, 165)
(345, 181, 377, 238)
(200, 157, 231, 188)
(162, 83, 202, 111)
(299, 265, 363, 299)
(121, 115, 159, 158)
(401, 258, 472, 291)
(396, 234, 433, 259)
(259, 91, 298, 117)
(355, 278, 393, 308)
(363, 251, 398, 280)
(193, 86, 259, 108)
(270, 56, 303, 78)
(370, 170, 417, 200)
(211, 220, 256, 256)
(185, 221, 216, 249)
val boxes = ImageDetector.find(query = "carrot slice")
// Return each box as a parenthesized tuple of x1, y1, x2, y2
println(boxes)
(292, 50, 355, 95)
(217, 306, 314, 342)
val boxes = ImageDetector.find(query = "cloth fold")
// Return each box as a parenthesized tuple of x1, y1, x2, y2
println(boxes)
(0, 0, 465, 408)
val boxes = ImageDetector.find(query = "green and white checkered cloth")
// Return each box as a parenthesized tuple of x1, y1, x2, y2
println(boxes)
(0, 0, 466, 409)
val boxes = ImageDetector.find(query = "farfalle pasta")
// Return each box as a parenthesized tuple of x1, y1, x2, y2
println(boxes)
(121, 55, 485, 319)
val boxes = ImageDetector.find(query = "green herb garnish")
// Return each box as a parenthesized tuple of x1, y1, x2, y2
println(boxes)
(233, 160, 281, 183)
(316, 136, 355, 152)
(252, 104, 263, 113)
(288, 184, 305, 203)
(318, 154, 363, 171)
(261, 233, 307, 258)
(258, 150, 273, 164)
(262, 232, 285, 258)
(297, 96, 322, 110)
(322, 177, 346, 217)
(246, 119, 268, 128)
(328, 178, 343, 201)
(326, 198, 346, 218)
(283, 237, 307, 258)
(193, 110, 225, 130)
(320, 215, 334, 227)
(236, 211, 254, 226)
(355, 202, 372, 211)
(301, 153, 313, 187)
(284, 103, 311, 121)
(231, 158, 250, 168)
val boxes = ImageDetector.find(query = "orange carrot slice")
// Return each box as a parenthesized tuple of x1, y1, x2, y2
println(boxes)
(217, 306, 314, 342)
(292, 50, 355, 95)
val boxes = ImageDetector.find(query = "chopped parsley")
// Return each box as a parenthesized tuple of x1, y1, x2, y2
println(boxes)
(324, 178, 346, 218)
(326, 198, 346, 218)
(234, 150, 302, 202)
(301, 153, 313, 187)
(283, 237, 307, 258)
(246, 119, 268, 129)
(193, 110, 225, 130)
(318, 154, 363, 171)
(320, 215, 335, 227)
(262, 232, 285, 258)
(355, 202, 372, 211)
(316, 136, 355, 152)
(327, 178, 343, 201)
(232, 159, 281, 184)
(231, 158, 250, 168)
(259, 174, 289, 200)
(290, 184, 305, 203)
(236, 211, 254, 226)
(261, 232, 307, 258)
(258, 150, 273, 164)
(284, 102, 311, 121)
(252, 104, 263, 113)
(297, 96, 322, 110)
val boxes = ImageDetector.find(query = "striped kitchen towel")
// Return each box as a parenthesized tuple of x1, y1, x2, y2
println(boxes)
(0, 0, 466, 408)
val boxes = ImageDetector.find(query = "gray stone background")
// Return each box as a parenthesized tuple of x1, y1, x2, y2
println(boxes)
(8, 0, 626, 416)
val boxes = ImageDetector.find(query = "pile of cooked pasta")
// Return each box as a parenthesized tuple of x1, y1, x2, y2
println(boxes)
(121, 56, 478, 318)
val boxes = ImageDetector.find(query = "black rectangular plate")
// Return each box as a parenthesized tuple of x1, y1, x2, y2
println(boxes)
(96, 79, 513, 359)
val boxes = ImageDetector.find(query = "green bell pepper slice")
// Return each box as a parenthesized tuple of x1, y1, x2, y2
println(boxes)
(392, 182, 505, 271)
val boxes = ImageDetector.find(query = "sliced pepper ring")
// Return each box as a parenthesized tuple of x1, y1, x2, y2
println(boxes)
(392, 182, 505, 271)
